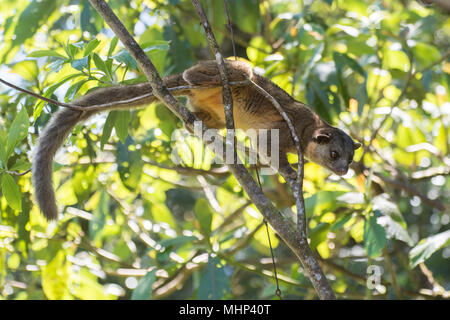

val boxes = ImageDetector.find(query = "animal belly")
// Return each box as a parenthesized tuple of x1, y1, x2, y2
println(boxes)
(187, 87, 279, 131)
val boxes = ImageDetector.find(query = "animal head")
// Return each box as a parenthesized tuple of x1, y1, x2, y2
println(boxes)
(305, 126, 361, 176)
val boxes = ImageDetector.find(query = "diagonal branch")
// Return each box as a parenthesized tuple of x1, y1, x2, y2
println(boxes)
(88, 0, 335, 300)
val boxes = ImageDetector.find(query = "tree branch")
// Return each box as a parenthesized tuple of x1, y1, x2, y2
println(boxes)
(190, 0, 333, 299)
(245, 76, 307, 238)
(88, 0, 335, 299)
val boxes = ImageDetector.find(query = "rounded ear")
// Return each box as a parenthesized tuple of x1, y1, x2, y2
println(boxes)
(312, 130, 331, 144)
(354, 142, 362, 150)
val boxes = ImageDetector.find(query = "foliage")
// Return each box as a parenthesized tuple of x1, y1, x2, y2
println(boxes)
(0, 0, 449, 300)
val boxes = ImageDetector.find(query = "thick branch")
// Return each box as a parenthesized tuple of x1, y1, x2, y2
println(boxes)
(88, 0, 196, 130)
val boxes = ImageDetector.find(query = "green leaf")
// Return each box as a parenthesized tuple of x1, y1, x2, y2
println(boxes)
(409, 230, 450, 268)
(333, 52, 365, 106)
(305, 191, 346, 218)
(356, 75, 368, 115)
(47, 59, 66, 73)
(71, 56, 89, 71)
(301, 42, 325, 85)
(28, 50, 67, 60)
(366, 68, 391, 99)
(9, 159, 31, 172)
(382, 48, 409, 71)
(116, 136, 143, 190)
(67, 43, 79, 59)
(65, 80, 88, 101)
(159, 235, 198, 250)
(84, 39, 101, 56)
(435, 122, 448, 155)
(112, 50, 138, 71)
(11, 60, 39, 81)
(12, 0, 58, 47)
(114, 110, 131, 143)
(0, 131, 8, 167)
(198, 256, 230, 300)
(100, 111, 117, 150)
(89, 190, 109, 241)
(131, 269, 157, 300)
(330, 213, 352, 231)
(412, 42, 441, 69)
(108, 37, 119, 57)
(104, 58, 113, 79)
(1, 174, 22, 211)
(364, 215, 386, 258)
(194, 198, 214, 236)
(41, 250, 71, 299)
(229, 0, 259, 34)
(151, 203, 176, 228)
(80, 3, 100, 35)
(7, 107, 29, 160)
(70, 42, 85, 51)
(71, 268, 113, 300)
(142, 41, 170, 53)
(310, 223, 331, 250)
(7, 253, 20, 269)
(33, 73, 81, 119)
(247, 36, 271, 64)
(17, 196, 31, 254)
(92, 53, 108, 75)
(333, 52, 365, 76)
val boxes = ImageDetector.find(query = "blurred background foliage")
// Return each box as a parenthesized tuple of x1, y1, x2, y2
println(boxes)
(0, 0, 449, 300)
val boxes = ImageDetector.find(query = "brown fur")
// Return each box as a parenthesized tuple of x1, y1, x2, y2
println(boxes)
(33, 60, 360, 220)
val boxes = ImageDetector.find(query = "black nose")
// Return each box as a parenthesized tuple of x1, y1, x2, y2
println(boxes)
(337, 167, 348, 175)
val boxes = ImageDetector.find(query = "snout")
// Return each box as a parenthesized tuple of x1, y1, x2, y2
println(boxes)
(335, 167, 348, 176)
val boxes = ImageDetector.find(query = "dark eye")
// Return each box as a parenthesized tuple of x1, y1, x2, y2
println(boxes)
(330, 151, 339, 160)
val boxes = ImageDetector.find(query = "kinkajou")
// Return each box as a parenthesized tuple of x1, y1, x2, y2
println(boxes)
(31, 59, 360, 220)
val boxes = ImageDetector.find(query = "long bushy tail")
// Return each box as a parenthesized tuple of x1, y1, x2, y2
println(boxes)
(32, 74, 187, 220)
(32, 108, 94, 220)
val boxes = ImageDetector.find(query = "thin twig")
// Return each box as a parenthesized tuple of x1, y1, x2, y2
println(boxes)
(0, 78, 85, 110)
(419, 262, 449, 297)
(264, 220, 282, 298)
(4, 169, 31, 176)
(223, 0, 237, 60)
